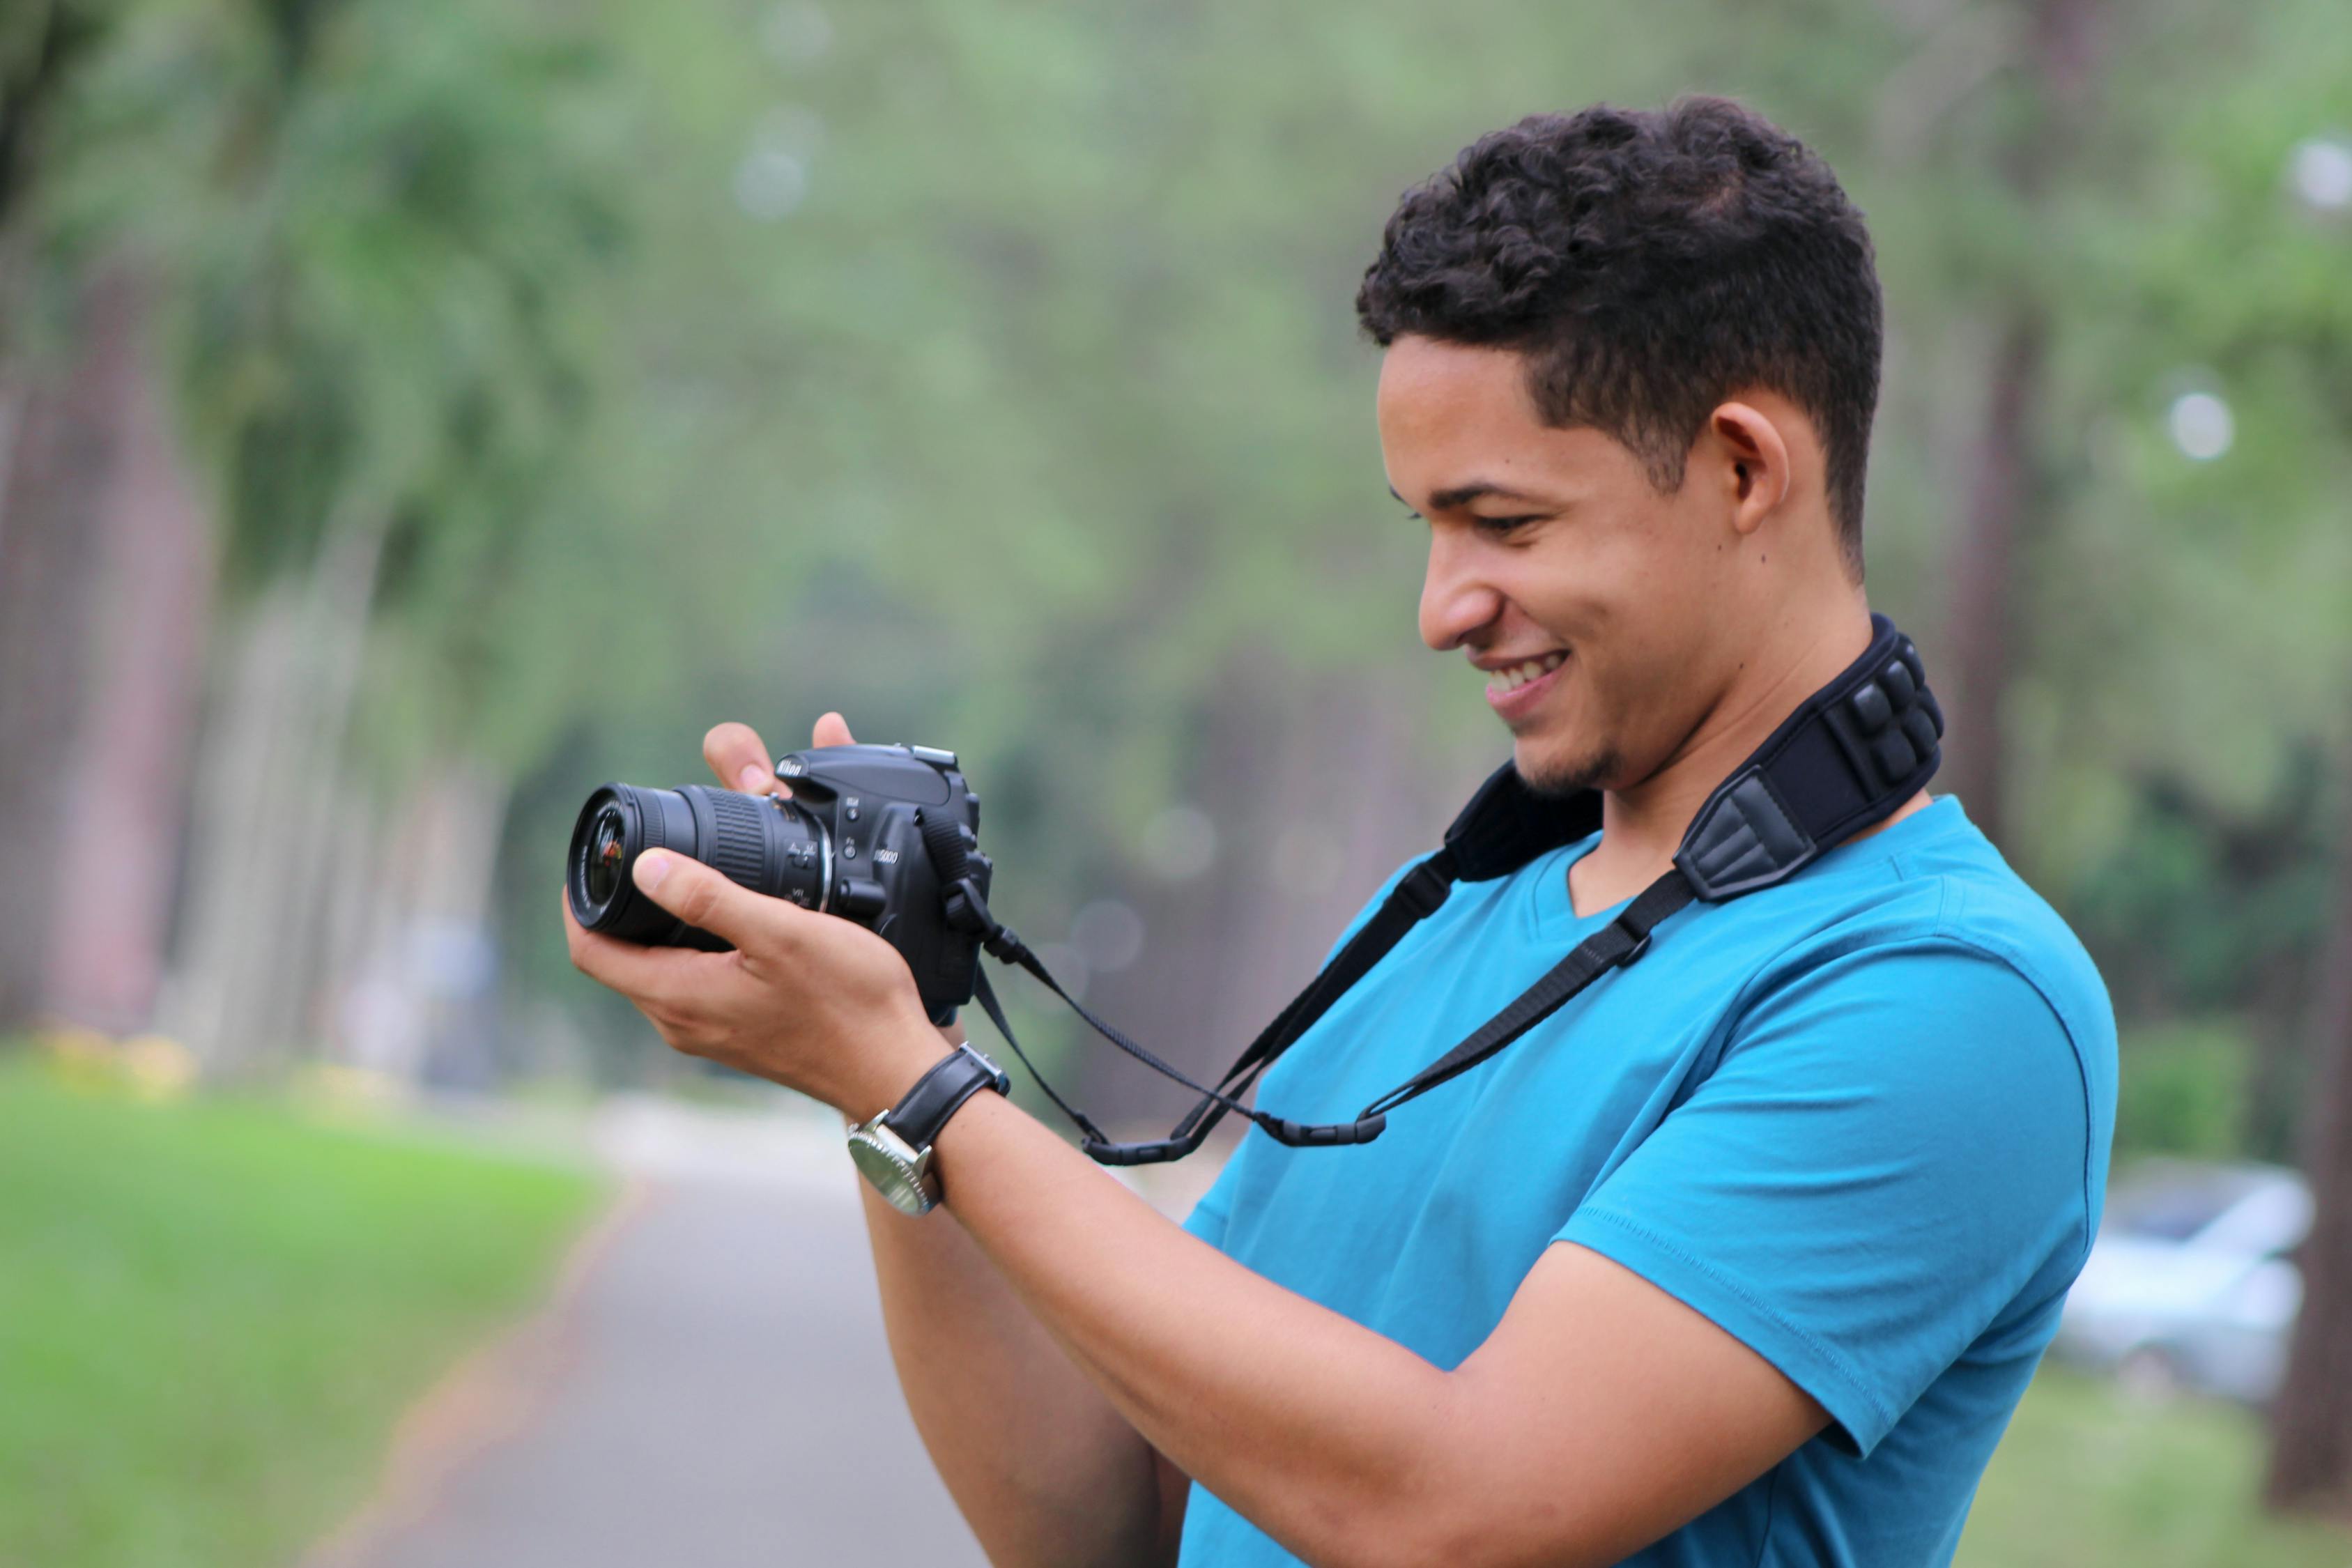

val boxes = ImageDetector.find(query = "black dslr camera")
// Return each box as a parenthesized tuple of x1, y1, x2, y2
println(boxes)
(565, 744, 992, 1023)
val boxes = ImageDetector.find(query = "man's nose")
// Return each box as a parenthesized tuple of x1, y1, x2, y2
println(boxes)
(1418, 532, 1502, 652)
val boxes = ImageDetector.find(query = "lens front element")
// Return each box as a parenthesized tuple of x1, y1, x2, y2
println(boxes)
(585, 805, 627, 907)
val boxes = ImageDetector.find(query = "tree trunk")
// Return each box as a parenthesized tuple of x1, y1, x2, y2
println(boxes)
(0, 278, 121, 1028)
(1938, 309, 2042, 849)
(41, 266, 214, 1036)
(2265, 748, 2352, 1518)
(1933, 0, 2103, 850)
(326, 758, 511, 1088)
(0, 5, 118, 1036)
(158, 501, 387, 1076)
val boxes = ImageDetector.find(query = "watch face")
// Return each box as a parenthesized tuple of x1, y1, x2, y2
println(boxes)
(847, 1128, 932, 1215)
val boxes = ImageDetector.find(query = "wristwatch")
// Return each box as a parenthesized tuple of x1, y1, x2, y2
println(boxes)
(847, 1044, 1010, 1215)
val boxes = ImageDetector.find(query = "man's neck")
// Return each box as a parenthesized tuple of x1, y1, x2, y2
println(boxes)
(1567, 601, 1928, 919)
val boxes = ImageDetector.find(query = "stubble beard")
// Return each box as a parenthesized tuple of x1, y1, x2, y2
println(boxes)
(1516, 737, 1624, 798)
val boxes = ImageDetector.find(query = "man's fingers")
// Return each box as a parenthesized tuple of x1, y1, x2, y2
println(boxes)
(631, 850, 794, 951)
(707, 715, 853, 797)
(564, 886, 702, 1009)
(705, 721, 776, 794)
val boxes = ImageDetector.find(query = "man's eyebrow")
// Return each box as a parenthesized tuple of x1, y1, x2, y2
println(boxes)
(1388, 480, 1548, 514)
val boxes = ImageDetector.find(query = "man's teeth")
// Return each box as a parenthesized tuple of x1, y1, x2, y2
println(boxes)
(1486, 652, 1567, 693)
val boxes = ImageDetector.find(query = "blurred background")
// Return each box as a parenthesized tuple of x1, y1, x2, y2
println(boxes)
(4, 0, 2351, 1562)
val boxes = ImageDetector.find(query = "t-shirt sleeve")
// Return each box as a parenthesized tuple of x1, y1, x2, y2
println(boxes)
(1555, 941, 2092, 1456)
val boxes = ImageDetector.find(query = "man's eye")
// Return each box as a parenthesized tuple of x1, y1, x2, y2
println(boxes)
(1473, 514, 1541, 535)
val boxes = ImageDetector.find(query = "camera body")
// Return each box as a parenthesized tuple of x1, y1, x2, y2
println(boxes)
(567, 743, 991, 1023)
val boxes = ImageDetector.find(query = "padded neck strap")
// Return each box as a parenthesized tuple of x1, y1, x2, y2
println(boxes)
(1675, 613, 1943, 898)
(1435, 613, 1942, 899)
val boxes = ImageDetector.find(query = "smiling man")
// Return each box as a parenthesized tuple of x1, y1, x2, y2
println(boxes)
(570, 98, 2116, 1566)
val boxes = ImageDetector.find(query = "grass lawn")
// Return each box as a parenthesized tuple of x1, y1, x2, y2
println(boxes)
(0, 1056, 604, 1568)
(1960, 1367, 2352, 1567)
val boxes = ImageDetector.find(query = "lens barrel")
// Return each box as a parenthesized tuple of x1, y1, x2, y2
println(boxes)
(566, 783, 828, 949)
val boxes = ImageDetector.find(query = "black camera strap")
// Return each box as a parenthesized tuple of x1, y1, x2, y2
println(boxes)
(933, 614, 1944, 1166)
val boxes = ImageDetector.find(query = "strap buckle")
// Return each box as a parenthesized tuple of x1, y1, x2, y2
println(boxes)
(1611, 910, 1654, 966)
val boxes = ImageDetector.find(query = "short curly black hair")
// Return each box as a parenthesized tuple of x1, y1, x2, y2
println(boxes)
(1357, 98, 1881, 576)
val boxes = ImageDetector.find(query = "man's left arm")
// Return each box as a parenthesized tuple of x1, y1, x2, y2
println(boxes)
(571, 853, 1849, 1568)
(923, 1086, 1830, 1567)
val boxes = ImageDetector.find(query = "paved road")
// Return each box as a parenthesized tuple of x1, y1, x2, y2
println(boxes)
(316, 1102, 989, 1568)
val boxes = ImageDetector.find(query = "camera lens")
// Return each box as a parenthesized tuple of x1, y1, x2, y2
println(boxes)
(584, 804, 627, 907)
(567, 781, 829, 949)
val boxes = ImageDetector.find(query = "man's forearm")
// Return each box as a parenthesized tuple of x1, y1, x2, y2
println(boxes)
(926, 1092, 1473, 1568)
(859, 1169, 1182, 1567)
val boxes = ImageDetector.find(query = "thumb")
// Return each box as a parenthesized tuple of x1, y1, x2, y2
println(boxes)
(632, 851, 783, 949)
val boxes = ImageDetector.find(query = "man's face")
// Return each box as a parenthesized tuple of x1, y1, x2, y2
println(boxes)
(1377, 335, 1750, 795)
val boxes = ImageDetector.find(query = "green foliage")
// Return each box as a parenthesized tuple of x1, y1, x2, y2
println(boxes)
(367, 0, 2352, 1102)
(35, 0, 634, 781)
(19, 0, 2352, 1114)
(2112, 1018, 2255, 1161)
(0, 1058, 600, 1568)
(2072, 760, 2334, 1017)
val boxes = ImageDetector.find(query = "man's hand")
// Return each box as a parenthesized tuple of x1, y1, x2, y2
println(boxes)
(563, 710, 941, 1118)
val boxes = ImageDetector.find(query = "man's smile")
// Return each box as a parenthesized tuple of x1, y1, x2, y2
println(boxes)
(1479, 649, 1569, 721)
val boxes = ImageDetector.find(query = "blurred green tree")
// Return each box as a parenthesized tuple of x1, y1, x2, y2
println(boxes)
(31, 0, 637, 1071)
(10, 0, 2352, 1229)
(1967, 0, 2352, 1514)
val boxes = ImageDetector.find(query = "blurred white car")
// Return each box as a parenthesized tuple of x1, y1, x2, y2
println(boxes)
(2052, 1159, 2312, 1404)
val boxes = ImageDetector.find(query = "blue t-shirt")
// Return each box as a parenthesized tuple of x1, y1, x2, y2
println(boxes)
(1178, 794, 2116, 1567)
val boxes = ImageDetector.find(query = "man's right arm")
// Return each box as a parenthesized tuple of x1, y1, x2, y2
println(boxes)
(702, 717, 1184, 1567)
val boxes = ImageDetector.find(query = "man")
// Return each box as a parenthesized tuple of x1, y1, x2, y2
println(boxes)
(569, 98, 2116, 1566)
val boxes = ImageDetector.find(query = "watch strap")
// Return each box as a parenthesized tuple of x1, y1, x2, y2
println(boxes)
(882, 1044, 1010, 1151)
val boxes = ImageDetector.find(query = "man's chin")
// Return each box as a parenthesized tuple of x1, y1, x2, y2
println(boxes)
(1513, 736, 1622, 798)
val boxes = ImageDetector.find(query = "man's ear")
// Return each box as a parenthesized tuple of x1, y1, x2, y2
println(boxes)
(1706, 401, 1792, 538)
